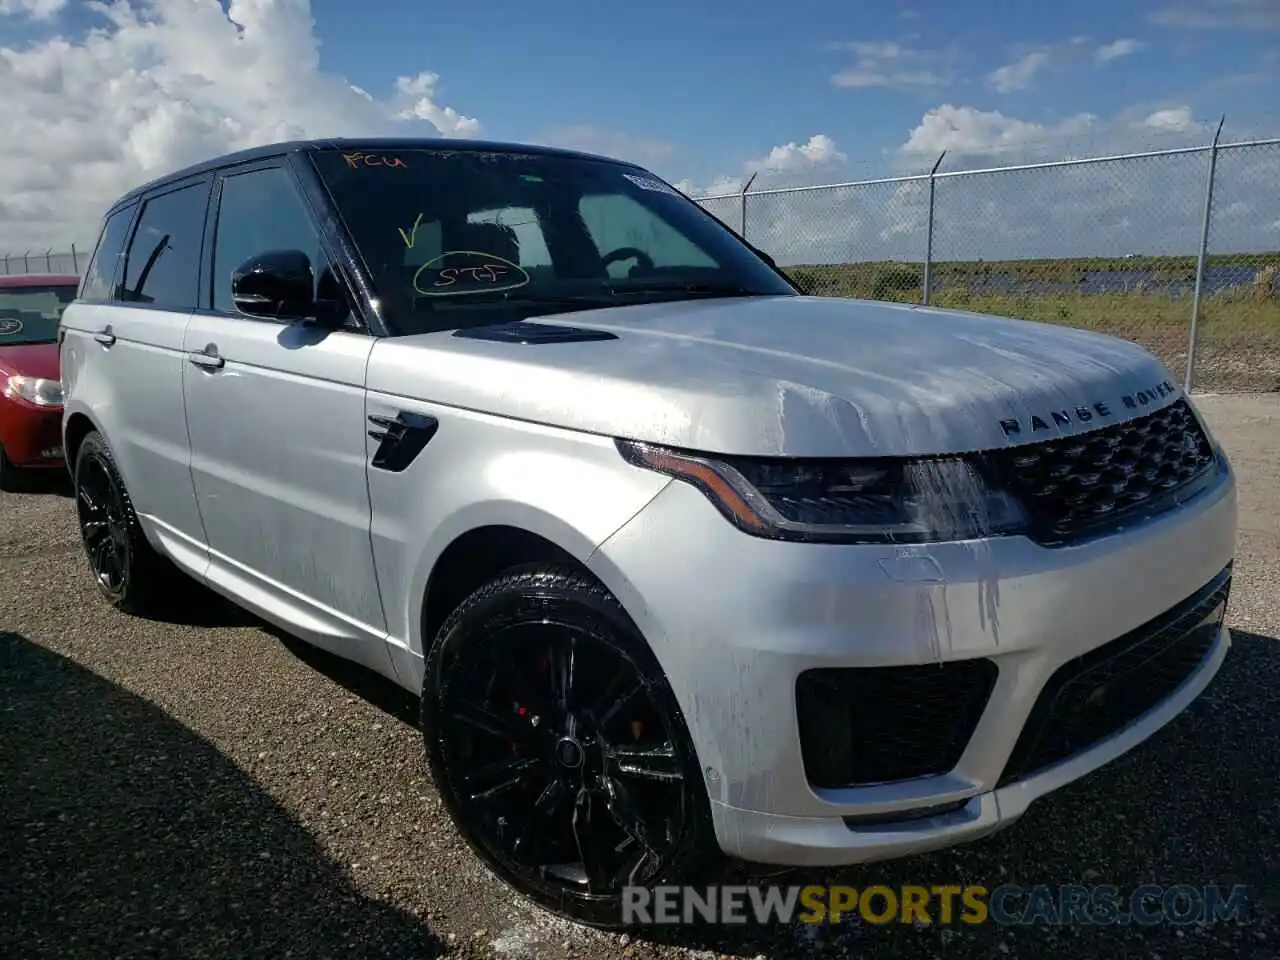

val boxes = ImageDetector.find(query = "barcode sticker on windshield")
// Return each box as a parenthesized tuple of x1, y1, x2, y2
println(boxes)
(624, 173, 682, 197)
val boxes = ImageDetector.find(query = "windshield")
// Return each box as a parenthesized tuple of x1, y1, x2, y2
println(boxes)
(0, 283, 78, 346)
(308, 147, 795, 334)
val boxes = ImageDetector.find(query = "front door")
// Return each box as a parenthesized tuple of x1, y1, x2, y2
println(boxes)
(181, 162, 390, 674)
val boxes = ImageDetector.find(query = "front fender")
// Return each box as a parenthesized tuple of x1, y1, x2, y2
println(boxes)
(365, 412, 671, 683)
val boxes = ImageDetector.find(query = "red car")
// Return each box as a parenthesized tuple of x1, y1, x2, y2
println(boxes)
(0, 273, 80, 490)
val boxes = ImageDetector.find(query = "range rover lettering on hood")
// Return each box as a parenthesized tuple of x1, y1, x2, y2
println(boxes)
(998, 379, 1179, 439)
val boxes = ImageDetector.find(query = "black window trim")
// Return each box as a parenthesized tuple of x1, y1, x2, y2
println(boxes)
(115, 173, 214, 314)
(196, 155, 377, 336)
(296, 150, 402, 338)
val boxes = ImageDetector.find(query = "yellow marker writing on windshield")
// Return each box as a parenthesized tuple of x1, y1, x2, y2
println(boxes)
(398, 213, 424, 249)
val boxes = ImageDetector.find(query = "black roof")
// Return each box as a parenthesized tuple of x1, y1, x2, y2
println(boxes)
(111, 136, 646, 210)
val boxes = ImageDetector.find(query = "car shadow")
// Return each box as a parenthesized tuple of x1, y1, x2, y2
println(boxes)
(0, 631, 443, 960)
(9, 468, 73, 497)
(629, 629, 1280, 957)
(132, 579, 264, 629)
(265, 623, 421, 729)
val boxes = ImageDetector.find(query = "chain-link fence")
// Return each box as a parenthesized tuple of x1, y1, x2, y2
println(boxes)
(6, 136, 1278, 392)
(695, 137, 1280, 394)
(1, 246, 87, 276)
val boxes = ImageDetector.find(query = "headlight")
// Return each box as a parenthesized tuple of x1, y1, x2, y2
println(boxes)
(5, 375, 64, 407)
(616, 440, 1029, 543)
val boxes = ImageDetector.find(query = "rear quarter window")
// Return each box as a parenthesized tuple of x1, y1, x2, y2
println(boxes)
(80, 203, 137, 302)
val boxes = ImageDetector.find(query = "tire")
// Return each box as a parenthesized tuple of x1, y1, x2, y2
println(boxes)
(421, 565, 720, 929)
(72, 430, 182, 616)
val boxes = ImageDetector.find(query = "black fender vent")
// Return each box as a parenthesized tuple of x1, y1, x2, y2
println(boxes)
(452, 321, 618, 344)
(368, 411, 438, 472)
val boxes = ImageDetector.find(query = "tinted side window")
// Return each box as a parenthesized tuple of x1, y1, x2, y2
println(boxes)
(211, 167, 326, 314)
(80, 205, 135, 301)
(120, 182, 208, 310)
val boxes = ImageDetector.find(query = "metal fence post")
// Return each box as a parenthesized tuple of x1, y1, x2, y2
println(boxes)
(71, 243, 79, 273)
(740, 171, 757, 240)
(1185, 116, 1225, 393)
(44, 249, 52, 272)
(922, 150, 947, 306)
(22, 250, 30, 273)
(1, 254, 7, 276)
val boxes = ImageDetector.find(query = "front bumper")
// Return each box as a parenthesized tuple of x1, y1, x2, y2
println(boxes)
(587, 455, 1237, 866)
(0, 400, 65, 468)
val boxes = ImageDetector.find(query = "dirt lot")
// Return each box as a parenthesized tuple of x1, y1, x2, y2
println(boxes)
(2, 394, 1278, 960)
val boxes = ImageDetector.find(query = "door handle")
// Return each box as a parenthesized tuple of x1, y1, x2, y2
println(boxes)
(188, 346, 225, 370)
(93, 327, 116, 347)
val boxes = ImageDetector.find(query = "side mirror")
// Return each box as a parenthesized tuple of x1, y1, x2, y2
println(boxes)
(231, 250, 316, 321)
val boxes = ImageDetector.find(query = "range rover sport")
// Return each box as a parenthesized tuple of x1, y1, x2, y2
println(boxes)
(58, 137, 1238, 928)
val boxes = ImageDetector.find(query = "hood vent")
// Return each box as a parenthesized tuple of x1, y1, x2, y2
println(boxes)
(452, 321, 618, 344)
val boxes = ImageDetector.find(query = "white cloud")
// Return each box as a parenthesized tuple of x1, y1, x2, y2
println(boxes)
(393, 73, 480, 137)
(535, 125, 676, 169)
(987, 51, 1051, 92)
(688, 106, 1280, 270)
(677, 134, 847, 200)
(987, 37, 1144, 93)
(900, 104, 1098, 157)
(0, 0, 480, 250)
(758, 134, 846, 171)
(1096, 38, 1144, 62)
(1141, 106, 1197, 132)
(0, 0, 65, 19)
(674, 174, 745, 199)
(830, 40, 952, 90)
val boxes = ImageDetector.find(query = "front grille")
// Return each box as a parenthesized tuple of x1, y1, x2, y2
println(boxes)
(989, 398, 1218, 546)
(998, 566, 1231, 788)
(795, 659, 998, 788)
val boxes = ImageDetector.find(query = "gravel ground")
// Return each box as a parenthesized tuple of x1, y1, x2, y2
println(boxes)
(2, 393, 1278, 960)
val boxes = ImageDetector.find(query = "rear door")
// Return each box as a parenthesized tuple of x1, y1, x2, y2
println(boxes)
(59, 179, 212, 574)
(181, 159, 389, 669)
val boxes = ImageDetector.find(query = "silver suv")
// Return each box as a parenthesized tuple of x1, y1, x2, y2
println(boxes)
(59, 138, 1238, 927)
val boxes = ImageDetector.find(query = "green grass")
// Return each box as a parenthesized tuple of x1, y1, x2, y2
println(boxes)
(783, 253, 1280, 302)
(778, 255, 1280, 337)
(913, 289, 1279, 337)
(776, 257, 1280, 392)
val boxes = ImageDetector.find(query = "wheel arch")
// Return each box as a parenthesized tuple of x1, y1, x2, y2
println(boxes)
(408, 501, 661, 681)
(420, 523, 591, 649)
(63, 409, 101, 471)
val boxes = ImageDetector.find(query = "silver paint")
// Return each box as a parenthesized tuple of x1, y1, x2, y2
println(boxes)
(61, 284, 1238, 870)
(364, 295, 1176, 458)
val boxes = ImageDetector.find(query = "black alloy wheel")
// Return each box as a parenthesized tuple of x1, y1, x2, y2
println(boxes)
(422, 566, 718, 928)
(72, 430, 177, 615)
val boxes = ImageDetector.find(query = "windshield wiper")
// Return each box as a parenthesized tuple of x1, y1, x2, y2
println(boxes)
(605, 281, 768, 299)
(425, 292, 616, 308)
(420, 284, 769, 311)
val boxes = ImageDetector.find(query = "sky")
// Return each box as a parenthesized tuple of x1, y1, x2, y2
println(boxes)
(0, 0, 1277, 263)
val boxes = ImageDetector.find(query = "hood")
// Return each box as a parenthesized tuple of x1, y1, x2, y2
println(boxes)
(0, 341, 59, 380)
(365, 295, 1181, 458)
